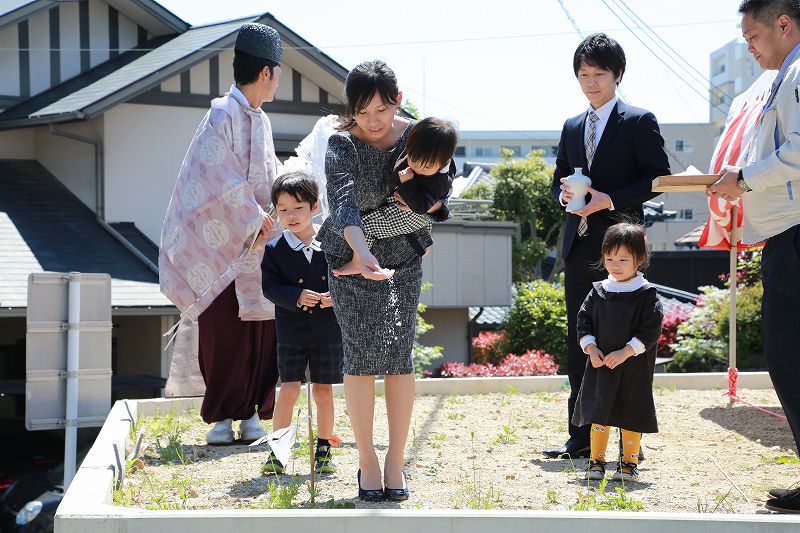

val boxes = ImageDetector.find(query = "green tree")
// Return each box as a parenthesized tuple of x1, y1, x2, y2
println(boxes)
(402, 100, 421, 119)
(491, 149, 564, 280)
(413, 282, 443, 376)
(460, 181, 494, 200)
(502, 279, 568, 370)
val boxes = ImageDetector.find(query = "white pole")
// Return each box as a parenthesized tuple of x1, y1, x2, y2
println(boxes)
(307, 382, 315, 502)
(65, 272, 81, 489)
(728, 205, 738, 405)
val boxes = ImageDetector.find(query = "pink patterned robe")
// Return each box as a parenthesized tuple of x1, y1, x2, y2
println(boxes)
(160, 87, 280, 417)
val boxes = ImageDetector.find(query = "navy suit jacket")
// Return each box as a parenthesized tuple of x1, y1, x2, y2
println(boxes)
(261, 235, 341, 345)
(551, 101, 670, 260)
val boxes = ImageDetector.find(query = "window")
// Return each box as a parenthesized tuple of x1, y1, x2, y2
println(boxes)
(475, 146, 493, 157)
(675, 139, 694, 153)
(684, 208, 693, 220)
(454, 146, 465, 156)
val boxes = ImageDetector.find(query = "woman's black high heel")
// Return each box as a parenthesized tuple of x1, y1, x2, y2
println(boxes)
(384, 471, 409, 501)
(357, 469, 385, 501)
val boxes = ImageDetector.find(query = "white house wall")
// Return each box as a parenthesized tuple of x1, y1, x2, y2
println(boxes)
(189, 61, 211, 95)
(27, 9, 49, 96)
(0, 128, 35, 159)
(89, 0, 110, 67)
(152, 52, 341, 108)
(217, 49, 234, 96)
(1, 0, 147, 101)
(103, 103, 208, 243)
(421, 222, 515, 308)
(34, 118, 103, 212)
(267, 112, 319, 137)
(59, 2, 82, 84)
(0, 24, 19, 97)
(274, 65, 292, 101)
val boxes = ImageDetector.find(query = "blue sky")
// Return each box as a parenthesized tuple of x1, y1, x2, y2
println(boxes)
(160, 0, 746, 130)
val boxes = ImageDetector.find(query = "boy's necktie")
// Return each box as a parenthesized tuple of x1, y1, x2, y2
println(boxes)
(579, 111, 599, 237)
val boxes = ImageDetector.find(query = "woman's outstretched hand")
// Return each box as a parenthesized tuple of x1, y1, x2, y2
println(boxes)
(356, 250, 395, 280)
(332, 250, 394, 280)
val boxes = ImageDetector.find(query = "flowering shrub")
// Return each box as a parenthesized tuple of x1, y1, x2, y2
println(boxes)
(471, 330, 509, 365)
(668, 286, 729, 372)
(434, 350, 558, 378)
(658, 302, 693, 358)
(718, 248, 762, 288)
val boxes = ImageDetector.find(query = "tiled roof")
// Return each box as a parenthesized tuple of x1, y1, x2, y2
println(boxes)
(30, 18, 251, 120)
(0, 160, 171, 311)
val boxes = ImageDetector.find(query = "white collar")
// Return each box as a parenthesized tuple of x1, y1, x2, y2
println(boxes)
(587, 96, 618, 122)
(602, 271, 647, 293)
(283, 226, 322, 252)
(229, 84, 257, 111)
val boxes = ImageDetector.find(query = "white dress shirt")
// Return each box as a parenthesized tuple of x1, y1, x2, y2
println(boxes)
(559, 96, 618, 210)
(282, 227, 322, 264)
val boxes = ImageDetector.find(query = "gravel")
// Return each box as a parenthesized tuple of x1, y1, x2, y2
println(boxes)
(118, 387, 799, 513)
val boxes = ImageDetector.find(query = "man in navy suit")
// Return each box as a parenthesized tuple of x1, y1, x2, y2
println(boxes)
(544, 33, 670, 459)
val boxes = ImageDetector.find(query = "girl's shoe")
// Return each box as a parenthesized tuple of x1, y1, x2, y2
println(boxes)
(584, 459, 606, 480)
(261, 452, 285, 475)
(315, 444, 337, 473)
(239, 414, 266, 442)
(612, 461, 640, 482)
(357, 469, 384, 502)
(384, 471, 409, 501)
(206, 419, 234, 445)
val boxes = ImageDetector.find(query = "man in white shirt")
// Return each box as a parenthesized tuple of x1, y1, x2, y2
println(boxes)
(708, 0, 800, 514)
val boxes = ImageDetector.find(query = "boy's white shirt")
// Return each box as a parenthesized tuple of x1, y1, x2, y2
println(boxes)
(579, 272, 648, 356)
(282, 224, 321, 264)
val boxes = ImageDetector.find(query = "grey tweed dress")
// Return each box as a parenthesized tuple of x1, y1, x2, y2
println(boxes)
(318, 124, 436, 376)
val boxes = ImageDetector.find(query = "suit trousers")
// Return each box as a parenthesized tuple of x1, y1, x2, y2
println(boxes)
(564, 233, 607, 445)
(761, 223, 800, 451)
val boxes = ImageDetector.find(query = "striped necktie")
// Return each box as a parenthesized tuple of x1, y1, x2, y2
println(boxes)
(578, 111, 599, 237)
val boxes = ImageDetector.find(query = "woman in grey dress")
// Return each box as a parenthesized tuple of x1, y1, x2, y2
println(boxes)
(318, 60, 447, 501)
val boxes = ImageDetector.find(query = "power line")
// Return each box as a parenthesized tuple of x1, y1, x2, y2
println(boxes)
(600, 0, 730, 116)
(557, 0, 585, 39)
(611, 0, 737, 103)
(555, 0, 631, 103)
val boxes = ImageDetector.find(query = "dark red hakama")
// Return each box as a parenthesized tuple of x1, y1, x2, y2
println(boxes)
(197, 282, 278, 423)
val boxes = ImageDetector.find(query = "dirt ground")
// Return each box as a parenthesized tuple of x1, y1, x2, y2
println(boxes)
(116, 387, 799, 513)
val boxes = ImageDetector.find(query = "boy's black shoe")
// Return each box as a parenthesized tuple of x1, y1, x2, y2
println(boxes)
(543, 438, 590, 459)
(769, 486, 800, 499)
(315, 444, 337, 473)
(765, 492, 800, 513)
(261, 451, 285, 475)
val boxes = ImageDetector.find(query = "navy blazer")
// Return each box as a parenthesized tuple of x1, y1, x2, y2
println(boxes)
(261, 234, 341, 345)
(551, 101, 670, 259)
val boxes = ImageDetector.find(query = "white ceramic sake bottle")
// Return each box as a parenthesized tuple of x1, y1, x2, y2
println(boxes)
(565, 167, 591, 213)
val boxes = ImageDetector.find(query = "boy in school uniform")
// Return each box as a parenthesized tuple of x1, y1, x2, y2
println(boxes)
(544, 33, 670, 459)
(261, 171, 344, 474)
